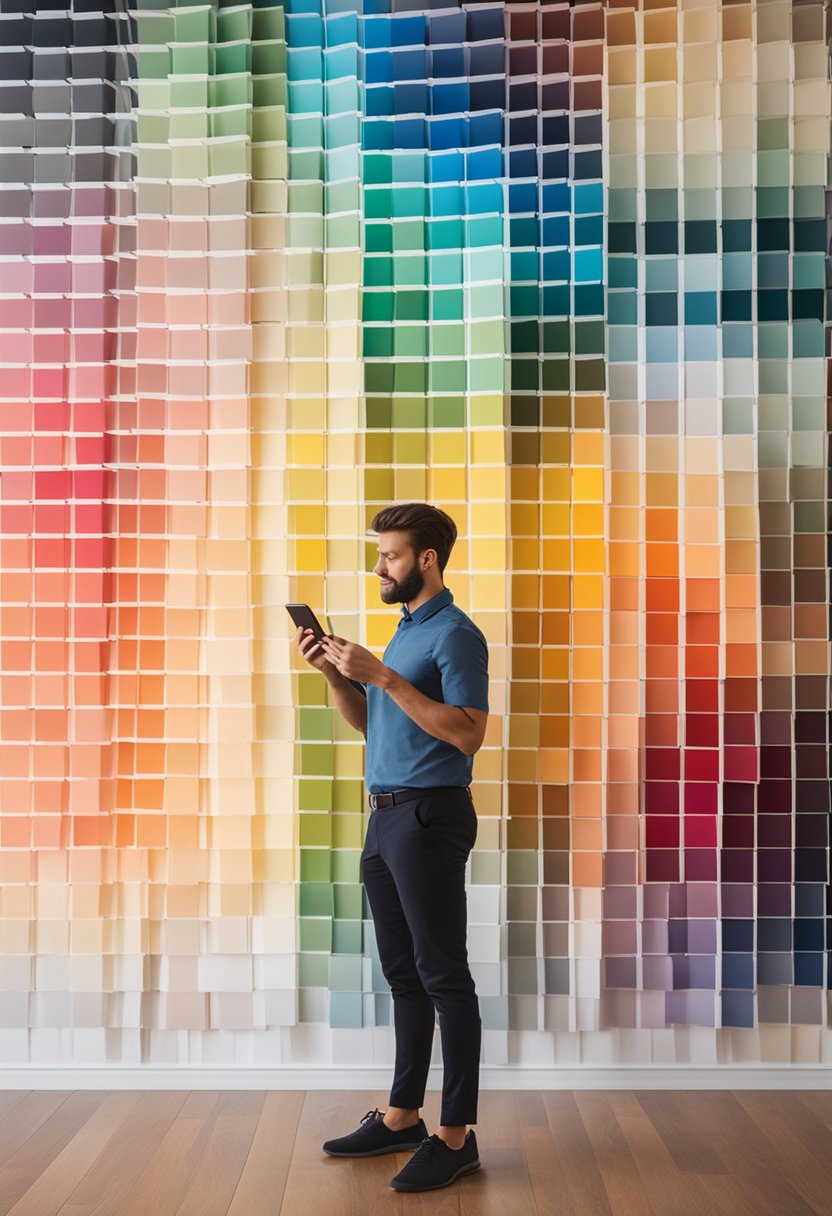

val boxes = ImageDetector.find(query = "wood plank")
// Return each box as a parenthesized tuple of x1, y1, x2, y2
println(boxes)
(175, 1092, 266, 1216)
(696, 1174, 764, 1216)
(514, 1092, 573, 1216)
(634, 1093, 726, 1175)
(0, 1094, 73, 1171)
(606, 1092, 720, 1216)
(575, 1092, 656, 1216)
(751, 1092, 832, 1166)
(0, 1095, 32, 1129)
(59, 1092, 189, 1216)
(0, 1093, 107, 1216)
(225, 1092, 304, 1216)
(113, 1091, 222, 1216)
(458, 1091, 532, 1216)
(5, 1093, 142, 1216)
(795, 1092, 832, 1135)
(678, 1092, 818, 1216)
(733, 1093, 832, 1216)
(541, 1091, 614, 1216)
(279, 1090, 407, 1216)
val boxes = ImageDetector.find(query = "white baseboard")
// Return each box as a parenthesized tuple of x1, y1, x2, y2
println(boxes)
(1, 1065, 830, 1090)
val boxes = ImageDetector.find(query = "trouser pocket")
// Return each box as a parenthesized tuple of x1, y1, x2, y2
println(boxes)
(411, 792, 477, 856)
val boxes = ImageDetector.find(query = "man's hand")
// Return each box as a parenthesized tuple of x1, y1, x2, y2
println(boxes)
(293, 626, 330, 672)
(302, 631, 368, 735)
(319, 635, 388, 686)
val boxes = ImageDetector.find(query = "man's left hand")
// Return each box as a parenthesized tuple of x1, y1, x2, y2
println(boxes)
(320, 636, 388, 685)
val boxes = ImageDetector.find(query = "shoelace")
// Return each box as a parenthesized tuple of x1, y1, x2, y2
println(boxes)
(408, 1134, 444, 1166)
(359, 1107, 384, 1126)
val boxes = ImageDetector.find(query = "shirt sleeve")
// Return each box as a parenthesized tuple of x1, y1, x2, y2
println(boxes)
(433, 625, 489, 713)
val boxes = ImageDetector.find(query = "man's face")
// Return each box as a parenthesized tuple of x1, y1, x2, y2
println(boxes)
(373, 532, 426, 605)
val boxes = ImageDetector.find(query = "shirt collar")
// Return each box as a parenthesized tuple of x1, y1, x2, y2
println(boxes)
(400, 586, 453, 624)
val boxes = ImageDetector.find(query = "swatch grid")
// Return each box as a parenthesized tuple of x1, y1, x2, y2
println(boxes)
(0, 0, 829, 1068)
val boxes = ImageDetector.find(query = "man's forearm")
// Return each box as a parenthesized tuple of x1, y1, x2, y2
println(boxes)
(324, 666, 368, 735)
(377, 667, 477, 754)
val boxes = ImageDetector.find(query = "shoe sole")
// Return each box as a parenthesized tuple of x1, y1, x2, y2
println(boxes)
(389, 1160, 481, 1191)
(323, 1140, 427, 1158)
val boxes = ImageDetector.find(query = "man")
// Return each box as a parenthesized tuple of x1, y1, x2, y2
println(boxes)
(293, 502, 489, 1192)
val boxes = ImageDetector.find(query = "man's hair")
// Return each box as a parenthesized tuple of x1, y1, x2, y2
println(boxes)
(370, 502, 458, 575)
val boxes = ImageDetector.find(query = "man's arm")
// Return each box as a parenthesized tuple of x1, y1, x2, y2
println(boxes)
(323, 660, 482, 753)
(323, 665, 368, 736)
(377, 668, 486, 755)
(318, 630, 488, 754)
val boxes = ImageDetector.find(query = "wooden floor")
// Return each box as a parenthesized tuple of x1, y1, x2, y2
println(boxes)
(1, 1088, 831, 1215)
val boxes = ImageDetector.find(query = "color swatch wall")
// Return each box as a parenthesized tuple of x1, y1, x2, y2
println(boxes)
(0, 0, 829, 1069)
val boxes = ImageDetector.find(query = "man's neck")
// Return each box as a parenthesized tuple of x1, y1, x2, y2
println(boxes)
(405, 584, 445, 615)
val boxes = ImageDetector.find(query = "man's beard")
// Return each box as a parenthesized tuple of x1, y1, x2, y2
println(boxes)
(380, 561, 425, 607)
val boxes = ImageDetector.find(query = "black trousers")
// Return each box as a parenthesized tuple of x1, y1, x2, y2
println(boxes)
(360, 785, 481, 1127)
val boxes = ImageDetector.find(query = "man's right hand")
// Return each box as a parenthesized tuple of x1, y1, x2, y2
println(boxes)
(296, 626, 367, 735)
(295, 626, 330, 673)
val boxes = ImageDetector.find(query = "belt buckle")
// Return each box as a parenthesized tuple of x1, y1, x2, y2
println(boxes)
(369, 793, 379, 810)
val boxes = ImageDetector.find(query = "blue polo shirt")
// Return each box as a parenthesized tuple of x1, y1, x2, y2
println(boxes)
(360, 587, 489, 794)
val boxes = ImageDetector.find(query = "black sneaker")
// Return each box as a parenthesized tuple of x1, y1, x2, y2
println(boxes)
(322, 1108, 428, 1157)
(389, 1130, 481, 1191)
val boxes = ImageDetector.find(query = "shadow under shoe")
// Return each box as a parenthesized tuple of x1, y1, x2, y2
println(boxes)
(322, 1108, 429, 1158)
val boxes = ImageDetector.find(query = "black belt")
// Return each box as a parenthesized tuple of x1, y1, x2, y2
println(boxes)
(368, 785, 473, 811)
